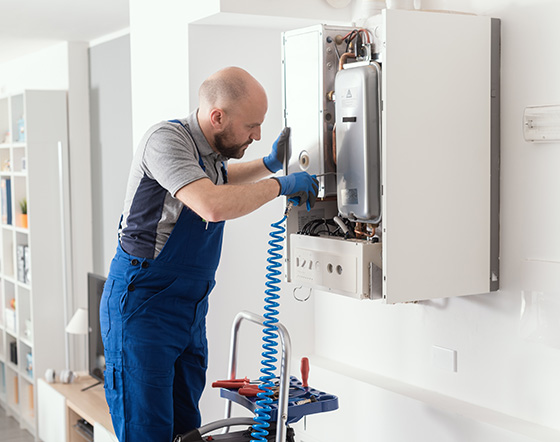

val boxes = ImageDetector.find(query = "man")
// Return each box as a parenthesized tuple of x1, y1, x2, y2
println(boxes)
(99, 66, 318, 442)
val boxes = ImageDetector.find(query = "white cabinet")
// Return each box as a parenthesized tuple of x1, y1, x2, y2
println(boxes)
(379, 10, 500, 303)
(38, 379, 67, 442)
(0, 90, 68, 436)
(94, 422, 119, 442)
(37, 376, 116, 442)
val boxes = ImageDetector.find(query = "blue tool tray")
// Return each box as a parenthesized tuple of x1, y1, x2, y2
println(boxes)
(220, 376, 338, 424)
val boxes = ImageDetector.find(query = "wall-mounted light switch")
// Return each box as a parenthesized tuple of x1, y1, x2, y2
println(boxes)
(432, 345, 457, 372)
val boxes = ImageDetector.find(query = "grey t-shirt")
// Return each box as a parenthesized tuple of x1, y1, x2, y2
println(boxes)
(119, 111, 228, 259)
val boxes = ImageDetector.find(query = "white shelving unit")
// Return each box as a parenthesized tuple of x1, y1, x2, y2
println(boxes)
(0, 90, 68, 437)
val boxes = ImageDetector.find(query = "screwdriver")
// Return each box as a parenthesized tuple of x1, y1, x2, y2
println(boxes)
(295, 357, 318, 405)
(301, 357, 309, 388)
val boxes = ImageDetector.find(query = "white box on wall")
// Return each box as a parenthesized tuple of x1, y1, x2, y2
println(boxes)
(284, 10, 500, 303)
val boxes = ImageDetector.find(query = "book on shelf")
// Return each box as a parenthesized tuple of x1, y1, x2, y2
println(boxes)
(14, 376, 18, 404)
(17, 245, 25, 282)
(28, 384, 34, 416)
(24, 245, 31, 284)
(16, 244, 31, 284)
(10, 342, 17, 365)
(0, 363, 5, 393)
(1, 177, 12, 225)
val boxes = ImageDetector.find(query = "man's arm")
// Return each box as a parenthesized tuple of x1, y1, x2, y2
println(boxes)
(175, 177, 280, 222)
(227, 158, 275, 185)
(175, 170, 319, 222)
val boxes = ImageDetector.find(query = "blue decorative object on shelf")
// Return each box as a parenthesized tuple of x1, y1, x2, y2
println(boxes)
(17, 118, 25, 142)
(26, 352, 33, 377)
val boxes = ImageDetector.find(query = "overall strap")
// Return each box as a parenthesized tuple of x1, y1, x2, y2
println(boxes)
(220, 162, 228, 184)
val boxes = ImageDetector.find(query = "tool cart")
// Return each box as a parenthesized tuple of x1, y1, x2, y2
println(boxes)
(174, 311, 338, 442)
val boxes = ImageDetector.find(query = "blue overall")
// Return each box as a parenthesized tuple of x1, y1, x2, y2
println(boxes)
(100, 120, 227, 441)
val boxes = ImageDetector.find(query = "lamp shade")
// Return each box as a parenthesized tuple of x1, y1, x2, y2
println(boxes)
(65, 307, 88, 335)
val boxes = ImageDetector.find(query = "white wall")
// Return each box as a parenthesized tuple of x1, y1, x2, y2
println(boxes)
(66, 42, 94, 326)
(89, 35, 133, 276)
(128, 0, 192, 147)
(128, 0, 560, 441)
(0, 44, 69, 94)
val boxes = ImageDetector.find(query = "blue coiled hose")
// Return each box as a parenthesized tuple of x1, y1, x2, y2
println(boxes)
(251, 215, 287, 442)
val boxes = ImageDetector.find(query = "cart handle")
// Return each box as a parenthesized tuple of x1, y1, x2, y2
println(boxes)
(223, 310, 292, 442)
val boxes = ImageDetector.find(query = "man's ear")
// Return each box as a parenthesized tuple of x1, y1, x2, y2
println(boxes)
(209, 108, 226, 129)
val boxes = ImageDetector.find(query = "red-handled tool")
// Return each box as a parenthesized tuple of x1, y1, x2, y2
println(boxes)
(211, 377, 252, 389)
(238, 384, 266, 396)
(301, 357, 309, 388)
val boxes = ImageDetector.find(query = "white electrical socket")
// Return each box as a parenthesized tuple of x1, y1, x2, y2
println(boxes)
(432, 345, 457, 372)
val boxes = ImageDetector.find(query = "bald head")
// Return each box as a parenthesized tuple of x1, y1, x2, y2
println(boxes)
(197, 67, 268, 158)
(199, 66, 266, 114)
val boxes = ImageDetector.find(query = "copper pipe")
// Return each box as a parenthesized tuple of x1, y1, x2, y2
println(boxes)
(354, 229, 375, 238)
(354, 223, 378, 238)
(338, 52, 356, 71)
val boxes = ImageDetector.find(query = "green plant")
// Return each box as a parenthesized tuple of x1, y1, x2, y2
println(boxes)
(19, 198, 27, 215)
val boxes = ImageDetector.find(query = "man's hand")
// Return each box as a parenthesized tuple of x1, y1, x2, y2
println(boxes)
(263, 127, 290, 173)
(272, 171, 319, 211)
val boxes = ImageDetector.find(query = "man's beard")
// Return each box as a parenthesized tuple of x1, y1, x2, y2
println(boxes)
(214, 126, 252, 159)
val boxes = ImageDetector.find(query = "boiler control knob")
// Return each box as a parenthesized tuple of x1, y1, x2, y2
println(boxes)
(299, 151, 310, 170)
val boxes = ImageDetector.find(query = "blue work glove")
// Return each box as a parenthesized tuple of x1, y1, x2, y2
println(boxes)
(263, 127, 290, 173)
(272, 172, 319, 211)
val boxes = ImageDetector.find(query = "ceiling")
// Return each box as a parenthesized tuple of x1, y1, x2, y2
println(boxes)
(0, 0, 130, 64)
